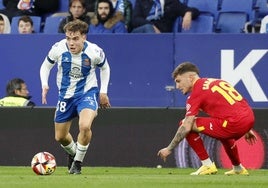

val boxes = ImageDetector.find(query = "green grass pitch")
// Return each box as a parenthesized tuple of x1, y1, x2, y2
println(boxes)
(0, 166, 268, 188)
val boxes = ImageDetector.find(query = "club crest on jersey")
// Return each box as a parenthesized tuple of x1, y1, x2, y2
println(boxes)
(83, 58, 91, 66)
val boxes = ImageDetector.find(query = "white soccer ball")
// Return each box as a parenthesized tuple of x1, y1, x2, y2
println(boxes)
(31, 151, 57, 175)
(156, 165, 162, 169)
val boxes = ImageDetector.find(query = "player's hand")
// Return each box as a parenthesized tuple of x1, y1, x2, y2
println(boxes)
(42, 86, 49, 105)
(157, 148, 172, 162)
(99, 93, 111, 109)
(244, 129, 257, 145)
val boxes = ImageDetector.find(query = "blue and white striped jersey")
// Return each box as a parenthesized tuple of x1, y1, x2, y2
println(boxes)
(40, 39, 110, 99)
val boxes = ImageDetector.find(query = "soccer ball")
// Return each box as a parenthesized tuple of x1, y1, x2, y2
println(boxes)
(31, 151, 57, 175)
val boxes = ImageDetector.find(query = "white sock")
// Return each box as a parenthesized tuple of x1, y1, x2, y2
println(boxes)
(74, 142, 89, 162)
(233, 164, 243, 171)
(201, 158, 213, 166)
(61, 140, 76, 156)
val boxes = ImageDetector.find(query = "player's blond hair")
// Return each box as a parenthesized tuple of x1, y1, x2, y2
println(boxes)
(63, 19, 88, 34)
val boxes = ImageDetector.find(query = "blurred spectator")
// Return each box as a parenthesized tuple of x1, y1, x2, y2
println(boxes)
(0, 13, 11, 33)
(131, 0, 200, 33)
(58, 0, 91, 33)
(85, 0, 97, 12)
(18, 15, 34, 34)
(0, 78, 35, 107)
(95, 0, 133, 31)
(89, 0, 127, 33)
(33, 0, 59, 15)
(112, 0, 132, 31)
(0, 0, 59, 22)
(260, 15, 268, 33)
(17, 0, 34, 10)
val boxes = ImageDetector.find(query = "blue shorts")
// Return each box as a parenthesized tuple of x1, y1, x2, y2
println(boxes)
(54, 87, 99, 123)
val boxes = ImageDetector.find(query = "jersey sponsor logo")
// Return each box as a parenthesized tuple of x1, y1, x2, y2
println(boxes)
(69, 67, 83, 79)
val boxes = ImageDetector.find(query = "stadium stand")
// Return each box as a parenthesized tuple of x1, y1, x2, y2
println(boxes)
(256, 0, 268, 21)
(215, 12, 248, 33)
(220, 0, 257, 22)
(58, 0, 69, 12)
(43, 16, 65, 34)
(187, 0, 221, 19)
(173, 17, 181, 33)
(179, 0, 187, 4)
(180, 14, 214, 33)
(0, 0, 4, 9)
(129, 0, 136, 7)
(5, 0, 268, 34)
(11, 16, 42, 34)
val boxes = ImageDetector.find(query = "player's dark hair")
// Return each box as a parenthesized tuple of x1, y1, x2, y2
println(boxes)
(6, 78, 25, 96)
(172, 62, 200, 79)
(63, 19, 88, 34)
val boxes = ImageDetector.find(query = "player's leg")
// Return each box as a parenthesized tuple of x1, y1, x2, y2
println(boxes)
(54, 121, 76, 170)
(55, 121, 73, 145)
(69, 108, 97, 174)
(181, 119, 217, 175)
(186, 132, 217, 175)
(69, 89, 98, 174)
(76, 108, 96, 162)
(189, 117, 235, 175)
(54, 98, 77, 171)
(219, 114, 254, 176)
(77, 108, 96, 145)
(193, 117, 252, 175)
(220, 139, 249, 175)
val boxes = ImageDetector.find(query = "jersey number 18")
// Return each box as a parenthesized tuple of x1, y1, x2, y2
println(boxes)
(211, 81, 243, 105)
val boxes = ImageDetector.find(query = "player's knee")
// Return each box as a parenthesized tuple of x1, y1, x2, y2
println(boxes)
(79, 125, 91, 133)
(79, 121, 92, 133)
(54, 135, 61, 142)
(55, 134, 66, 142)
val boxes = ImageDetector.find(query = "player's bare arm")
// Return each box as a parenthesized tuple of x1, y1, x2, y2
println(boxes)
(157, 126, 188, 162)
(167, 126, 188, 151)
(157, 116, 195, 162)
(167, 115, 195, 150)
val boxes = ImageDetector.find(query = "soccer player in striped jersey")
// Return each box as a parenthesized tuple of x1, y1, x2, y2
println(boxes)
(40, 19, 111, 174)
(158, 62, 257, 176)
